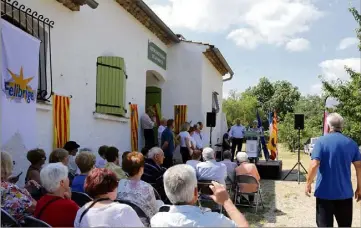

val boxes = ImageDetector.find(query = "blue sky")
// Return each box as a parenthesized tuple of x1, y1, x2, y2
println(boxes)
(145, 0, 361, 97)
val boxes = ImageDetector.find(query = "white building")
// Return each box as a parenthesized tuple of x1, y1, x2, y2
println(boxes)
(1, 0, 233, 178)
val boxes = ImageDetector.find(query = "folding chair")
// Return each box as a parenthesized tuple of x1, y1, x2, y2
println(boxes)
(115, 199, 150, 227)
(149, 183, 161, 200)
(71, 191, 93, 207)
(1, 209, 19, 227)
(225, 176, 235, 195)
(22, 216, 51, 227)
(234, 175, 264, 212)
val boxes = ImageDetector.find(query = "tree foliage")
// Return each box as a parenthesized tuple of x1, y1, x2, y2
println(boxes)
(278, 95, 324, 151)
(245, 77, 301, 121)
(223, 7, 361, 148)
(321, 7, 361, 145)
(223, 90, 260, 127)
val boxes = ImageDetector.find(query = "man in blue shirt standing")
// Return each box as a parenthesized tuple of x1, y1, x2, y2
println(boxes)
(229, 119, 246, 161)
(161, 119, 175, 168)
(306, 113, 361, 227)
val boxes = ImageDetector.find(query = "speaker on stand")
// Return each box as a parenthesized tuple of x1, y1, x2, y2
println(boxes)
(206, 112, 220, 158)
(283, 113, 308, 184)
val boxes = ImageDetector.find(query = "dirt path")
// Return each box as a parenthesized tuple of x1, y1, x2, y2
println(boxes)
(242, 151, 361, 227)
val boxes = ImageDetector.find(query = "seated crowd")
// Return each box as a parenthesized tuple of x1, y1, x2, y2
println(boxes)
(1, 140, 258, 227)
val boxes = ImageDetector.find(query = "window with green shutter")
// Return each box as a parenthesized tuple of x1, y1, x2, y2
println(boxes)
(96, 56, 127, 117)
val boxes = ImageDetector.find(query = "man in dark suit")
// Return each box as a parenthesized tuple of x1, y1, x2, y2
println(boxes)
(141, 147, 169, 203)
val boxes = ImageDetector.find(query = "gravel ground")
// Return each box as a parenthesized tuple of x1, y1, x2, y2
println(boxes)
(240, 151, 361, 227)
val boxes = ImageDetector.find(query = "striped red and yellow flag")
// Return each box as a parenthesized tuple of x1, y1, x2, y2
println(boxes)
(153, 103, 161, 126)
(53, 95, 70, 149)
(174, 105, 187, 134)
(267, 111, 278, 160)
(130, 104, 139, 151)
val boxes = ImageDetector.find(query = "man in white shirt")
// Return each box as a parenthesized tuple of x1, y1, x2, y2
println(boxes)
(197, 121, 208, 147)
(141, 107, 156, 148)
(229, 119, 246, 162)
(158, 118, 167, 146)
(192, 124, 203, 151)
(220, 150, 237, 184)
(186, 150, 202, 170)
(63, 141, 80, 182)
(151, 164, 248, 227)
(196, 147, 227, 185)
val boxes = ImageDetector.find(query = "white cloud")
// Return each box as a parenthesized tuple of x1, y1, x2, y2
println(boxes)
(311, 58, 361, 95)
(310, 83, 322, 95)
(285, 38, 310, 52)
(145, 0, 245, 32)
(338, 37, 358, 50)
(319, 58, 361, 81)
(227, 29, 263, 49)
(146, 0, 323, 50)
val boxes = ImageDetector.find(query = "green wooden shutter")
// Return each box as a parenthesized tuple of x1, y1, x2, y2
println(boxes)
(96, 56, 126, 116)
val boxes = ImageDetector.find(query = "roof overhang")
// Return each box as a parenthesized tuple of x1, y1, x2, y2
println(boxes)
(116, 0, 180, 45)
(56, 0, 99, 11)
(203, 46, 234, 82)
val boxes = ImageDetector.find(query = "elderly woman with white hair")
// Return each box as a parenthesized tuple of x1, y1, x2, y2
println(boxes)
(235, 152, 260, 205)
(306, 113, 361, 227)
(1, 151, 38, 223)
(151, 164, 249, 227)
(34, 163, 79, 227)
(196, 147, 227, 185)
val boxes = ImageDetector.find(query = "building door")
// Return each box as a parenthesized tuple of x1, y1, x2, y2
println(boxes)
(146, 86, 162, 109)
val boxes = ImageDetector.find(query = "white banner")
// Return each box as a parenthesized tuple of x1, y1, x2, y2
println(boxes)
(1, 19, 40, 187)
(246, 140, 258, 158)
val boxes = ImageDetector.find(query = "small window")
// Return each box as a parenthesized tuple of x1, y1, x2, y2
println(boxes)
(96, 56, 127, 117)
(212, 91, 220, 113)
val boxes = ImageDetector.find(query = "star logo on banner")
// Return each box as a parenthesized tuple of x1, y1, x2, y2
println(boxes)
(7, 67, 33, 91)
(4, 66, 35, 103)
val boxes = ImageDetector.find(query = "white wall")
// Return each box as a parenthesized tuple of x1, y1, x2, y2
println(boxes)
(201, 52, 224, 146)
(15, 0, 169, 156)
(162, 43, 203, 122)
(5, 1, 228, 179)
(164, 41, 225, 147)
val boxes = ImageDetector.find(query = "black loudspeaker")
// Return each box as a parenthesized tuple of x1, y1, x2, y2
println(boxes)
(206, 112, 216, 127)
(294, 114, 304, 130)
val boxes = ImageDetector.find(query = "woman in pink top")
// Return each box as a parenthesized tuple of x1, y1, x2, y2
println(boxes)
(235, 152, 260, 204)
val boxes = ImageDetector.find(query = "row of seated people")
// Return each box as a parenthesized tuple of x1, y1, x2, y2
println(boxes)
(185, 149, 261, 205)
(1, 146, 257, 227)
(1, 146, 167, 226)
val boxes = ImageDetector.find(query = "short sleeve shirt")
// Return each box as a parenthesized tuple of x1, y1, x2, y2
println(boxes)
(0, 181, 33, 222)
(161, 127, 174, 156)
(311, 132, 361, 200)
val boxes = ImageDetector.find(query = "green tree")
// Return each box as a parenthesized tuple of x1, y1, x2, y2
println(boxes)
(295, 95, 324, 139)
(278, 112, 299, 151)
(321, 7, 361, 145)
(278, 95, 324, 151)
(270, 80, 301, 121)
(223, 90, 261, 127)
(245, 78, 301, 121)
(246, 77, 275, 113)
